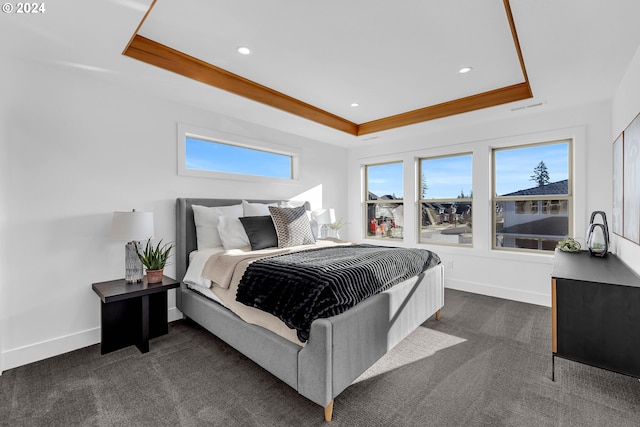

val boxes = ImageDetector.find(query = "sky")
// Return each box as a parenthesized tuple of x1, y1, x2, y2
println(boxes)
(494, 142, 569, 195)
(421, 154, 473, 199)
(368, 142, 569, 199)
(367, 156, 473, 199)
(185, 137, 292, 179)
(187, 137, 569, 198)
(367, 162, 405, 198)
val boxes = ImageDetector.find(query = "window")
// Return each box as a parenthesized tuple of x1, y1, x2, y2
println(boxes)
(418, 153, 473, 246)
(493, 140, 572, 252)
(178, 124, 298, 181)
(364, 162, 404, 240)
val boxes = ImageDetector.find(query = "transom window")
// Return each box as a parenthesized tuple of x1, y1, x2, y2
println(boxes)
(178, 124, 298, 181)
(364, 162, 404, 240)
(493, 140, 572, 252)
(185, 137, 293, 179)
(418, 153, 473, 246)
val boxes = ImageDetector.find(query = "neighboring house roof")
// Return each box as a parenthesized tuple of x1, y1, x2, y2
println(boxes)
(502, 179, 568, 197)
(499, 216, 568, 236)
(379, 194, 400, 200)
(369, 193, 402, 201)
(422, 202, 472, 213)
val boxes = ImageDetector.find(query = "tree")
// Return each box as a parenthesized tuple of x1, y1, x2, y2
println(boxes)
(530, 161, 550, 187)
(457, 189, 473, 199)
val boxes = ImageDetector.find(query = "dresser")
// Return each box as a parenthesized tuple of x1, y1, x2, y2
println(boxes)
(551, 249, 640, 380)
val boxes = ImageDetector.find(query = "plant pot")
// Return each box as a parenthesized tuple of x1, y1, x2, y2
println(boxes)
(146, 269, 164, 284)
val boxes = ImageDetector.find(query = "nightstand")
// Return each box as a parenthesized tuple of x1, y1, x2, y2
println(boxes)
(92, 275, 180, 354)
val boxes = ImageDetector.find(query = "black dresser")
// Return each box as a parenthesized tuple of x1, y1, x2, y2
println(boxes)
(551, 249, 640, 380)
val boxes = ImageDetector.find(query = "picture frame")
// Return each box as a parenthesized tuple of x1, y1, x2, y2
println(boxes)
(612, 132, 623, 236)
(623, 112, 640, 244)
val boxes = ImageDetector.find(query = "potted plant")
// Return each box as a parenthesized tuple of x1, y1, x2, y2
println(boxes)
(137, 239, 174, 283)
(557, 235, 581, 253)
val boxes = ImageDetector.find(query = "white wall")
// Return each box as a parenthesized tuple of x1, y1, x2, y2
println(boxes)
(612, 44, 640, 275)
(346, 100, 612, 306)
(0, 77, 8, 374)
(0, 57, 348, 372)
(3, 42, 637, 375)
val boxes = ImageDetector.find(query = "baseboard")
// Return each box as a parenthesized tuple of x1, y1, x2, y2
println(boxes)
(2, 327, 101, 372)
(2, 308, 185, 373)
(168, 306, 184, 322)
(445, 278, 551, 307)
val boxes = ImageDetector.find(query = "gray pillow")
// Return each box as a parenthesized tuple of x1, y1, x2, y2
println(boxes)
(239, 216, 278, 250)
(268, 206, 316, 248)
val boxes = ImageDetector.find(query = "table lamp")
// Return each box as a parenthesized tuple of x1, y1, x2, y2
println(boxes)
(111, 210, 154, 283)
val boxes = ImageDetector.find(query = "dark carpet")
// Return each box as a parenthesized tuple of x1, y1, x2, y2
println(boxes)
(1, 289, 639, 426)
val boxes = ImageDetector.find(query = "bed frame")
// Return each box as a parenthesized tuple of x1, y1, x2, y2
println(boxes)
(175, 198, 444, 421)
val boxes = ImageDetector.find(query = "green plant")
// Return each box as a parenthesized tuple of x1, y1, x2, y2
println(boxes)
(557, 236, 581, 253)
(137, 239, 174, 271)
(327, 217, 344, 231)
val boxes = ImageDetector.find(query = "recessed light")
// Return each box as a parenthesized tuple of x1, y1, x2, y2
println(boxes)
(350, 103, 359, 107)
(459, 66, 473, 74)
(237, 46, 251, 55)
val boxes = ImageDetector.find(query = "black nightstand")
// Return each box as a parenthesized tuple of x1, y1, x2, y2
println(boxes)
(92, 275, 180, 354)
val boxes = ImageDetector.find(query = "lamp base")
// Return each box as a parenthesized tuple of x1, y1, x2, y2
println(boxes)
(125, 241, 143, 283)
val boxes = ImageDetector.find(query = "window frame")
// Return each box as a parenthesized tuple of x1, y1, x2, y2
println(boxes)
(417, 152, 473, 247)
(492, 139, 573, 253)
(363, 161, 405, 241)
(177, 123, 300, 183)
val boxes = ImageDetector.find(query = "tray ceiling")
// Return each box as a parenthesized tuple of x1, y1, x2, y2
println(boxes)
(124, 0, 531, 135)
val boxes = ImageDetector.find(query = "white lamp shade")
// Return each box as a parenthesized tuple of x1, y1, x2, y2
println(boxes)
(313, 208, 336, 225)
(111, 211, 154, 242)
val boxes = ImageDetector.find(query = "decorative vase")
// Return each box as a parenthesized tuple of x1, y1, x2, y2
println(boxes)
(586, 211, 609, 257)
(587, 224, 608, 257)
(146, 269, 164, 284)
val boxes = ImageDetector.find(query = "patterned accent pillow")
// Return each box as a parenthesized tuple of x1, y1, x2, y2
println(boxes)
(268, 206, 316, 248)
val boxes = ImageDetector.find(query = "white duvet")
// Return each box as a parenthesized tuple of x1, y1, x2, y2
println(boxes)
(183, 247, 226, 306)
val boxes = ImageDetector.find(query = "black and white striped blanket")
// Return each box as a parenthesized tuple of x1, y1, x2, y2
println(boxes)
(235, 245, 441, 342)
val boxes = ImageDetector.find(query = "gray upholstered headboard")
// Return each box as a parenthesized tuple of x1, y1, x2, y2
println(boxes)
(175, 198, 309, 282)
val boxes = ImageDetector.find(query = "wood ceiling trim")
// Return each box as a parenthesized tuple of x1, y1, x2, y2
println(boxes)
(123, 0, 157, 54)
(123, 35, 359, 135)
(358, 82, 532, 135)
(503, 0, 529, 82)
(123, 0, 531, 137)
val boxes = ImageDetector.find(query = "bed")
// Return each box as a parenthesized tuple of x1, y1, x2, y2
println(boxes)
(175, 198, 444, 421)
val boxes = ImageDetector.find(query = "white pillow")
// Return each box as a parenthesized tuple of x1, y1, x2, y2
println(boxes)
(242, 200, 278, 216)
(217, 216, 250, 250)
(278, 200, 307, 208)
(192, 204, 243, 249)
